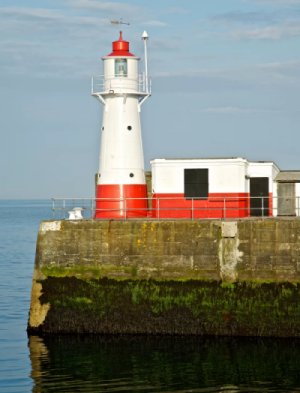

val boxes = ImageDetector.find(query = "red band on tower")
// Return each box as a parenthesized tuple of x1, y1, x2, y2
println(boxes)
(95, 184, 148, 218)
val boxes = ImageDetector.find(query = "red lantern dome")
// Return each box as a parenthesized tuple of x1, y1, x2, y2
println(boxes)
(107, 31, 134, 57)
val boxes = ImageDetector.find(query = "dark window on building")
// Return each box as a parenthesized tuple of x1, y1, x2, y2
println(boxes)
(184, 168, 208, 199)
(250, 177, 269, 216)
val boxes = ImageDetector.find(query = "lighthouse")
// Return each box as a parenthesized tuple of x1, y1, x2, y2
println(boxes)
(92, 31, 151, 218)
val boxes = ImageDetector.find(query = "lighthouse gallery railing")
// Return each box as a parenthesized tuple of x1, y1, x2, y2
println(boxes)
(91, 74, 151, 95)
(51, 196, 300, 220)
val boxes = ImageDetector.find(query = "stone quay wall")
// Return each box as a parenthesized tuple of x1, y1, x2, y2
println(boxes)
(28, 218, 300, 336)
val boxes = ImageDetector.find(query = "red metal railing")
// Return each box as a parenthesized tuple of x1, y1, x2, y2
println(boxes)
(51, 196, 300, 220)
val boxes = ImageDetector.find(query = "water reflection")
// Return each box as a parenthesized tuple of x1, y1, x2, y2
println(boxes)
(29, 335, 300, 392)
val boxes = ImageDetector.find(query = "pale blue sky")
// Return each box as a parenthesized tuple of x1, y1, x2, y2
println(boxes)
(1, 0, 300, 198)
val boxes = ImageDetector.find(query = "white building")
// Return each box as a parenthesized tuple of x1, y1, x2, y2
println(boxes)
(150, 158, 280, 218)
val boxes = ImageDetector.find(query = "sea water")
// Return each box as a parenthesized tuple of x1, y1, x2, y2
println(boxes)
(0, 200, 300, 393)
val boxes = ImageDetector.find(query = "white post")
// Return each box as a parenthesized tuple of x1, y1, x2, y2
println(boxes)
(142, 31, 149, 93)
(191, 198, 194, 220)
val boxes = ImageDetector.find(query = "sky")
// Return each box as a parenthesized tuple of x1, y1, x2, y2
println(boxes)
(1, 0, 300, 198)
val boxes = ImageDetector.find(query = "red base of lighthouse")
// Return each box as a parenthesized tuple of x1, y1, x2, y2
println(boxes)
(95, 184, 148, 219)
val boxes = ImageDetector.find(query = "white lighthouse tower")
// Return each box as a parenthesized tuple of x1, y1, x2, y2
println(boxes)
(92, 31, 150, 218)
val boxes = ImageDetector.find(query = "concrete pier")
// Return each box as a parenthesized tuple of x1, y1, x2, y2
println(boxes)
(28, 219, 300, 336)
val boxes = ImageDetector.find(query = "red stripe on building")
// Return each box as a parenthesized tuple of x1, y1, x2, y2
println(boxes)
(151, 193, 273, 219)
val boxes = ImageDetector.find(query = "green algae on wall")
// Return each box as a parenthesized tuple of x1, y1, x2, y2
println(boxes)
(28, 276, 300, 336)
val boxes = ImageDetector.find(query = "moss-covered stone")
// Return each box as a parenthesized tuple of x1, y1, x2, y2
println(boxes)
(27, 276, 300, 336)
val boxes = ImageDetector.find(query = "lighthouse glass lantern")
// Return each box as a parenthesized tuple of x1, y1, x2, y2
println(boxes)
(115, 59, 127, 76)
(92, 31, 151, 218)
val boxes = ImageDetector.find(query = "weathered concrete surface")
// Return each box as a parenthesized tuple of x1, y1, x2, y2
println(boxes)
(28, 218, 300, 336)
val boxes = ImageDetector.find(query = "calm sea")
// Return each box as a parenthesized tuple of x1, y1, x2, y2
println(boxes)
(0, 200, 300, 393)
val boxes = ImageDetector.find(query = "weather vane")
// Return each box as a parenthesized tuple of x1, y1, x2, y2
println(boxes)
(110, 18, 130, 26)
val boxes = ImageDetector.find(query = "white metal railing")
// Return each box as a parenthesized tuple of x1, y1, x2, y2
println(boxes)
(51, 196, 300, 220)
(91, 74, 151, 95)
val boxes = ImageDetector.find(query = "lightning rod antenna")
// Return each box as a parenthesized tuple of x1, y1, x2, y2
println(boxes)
(142, 31, 149, 94)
